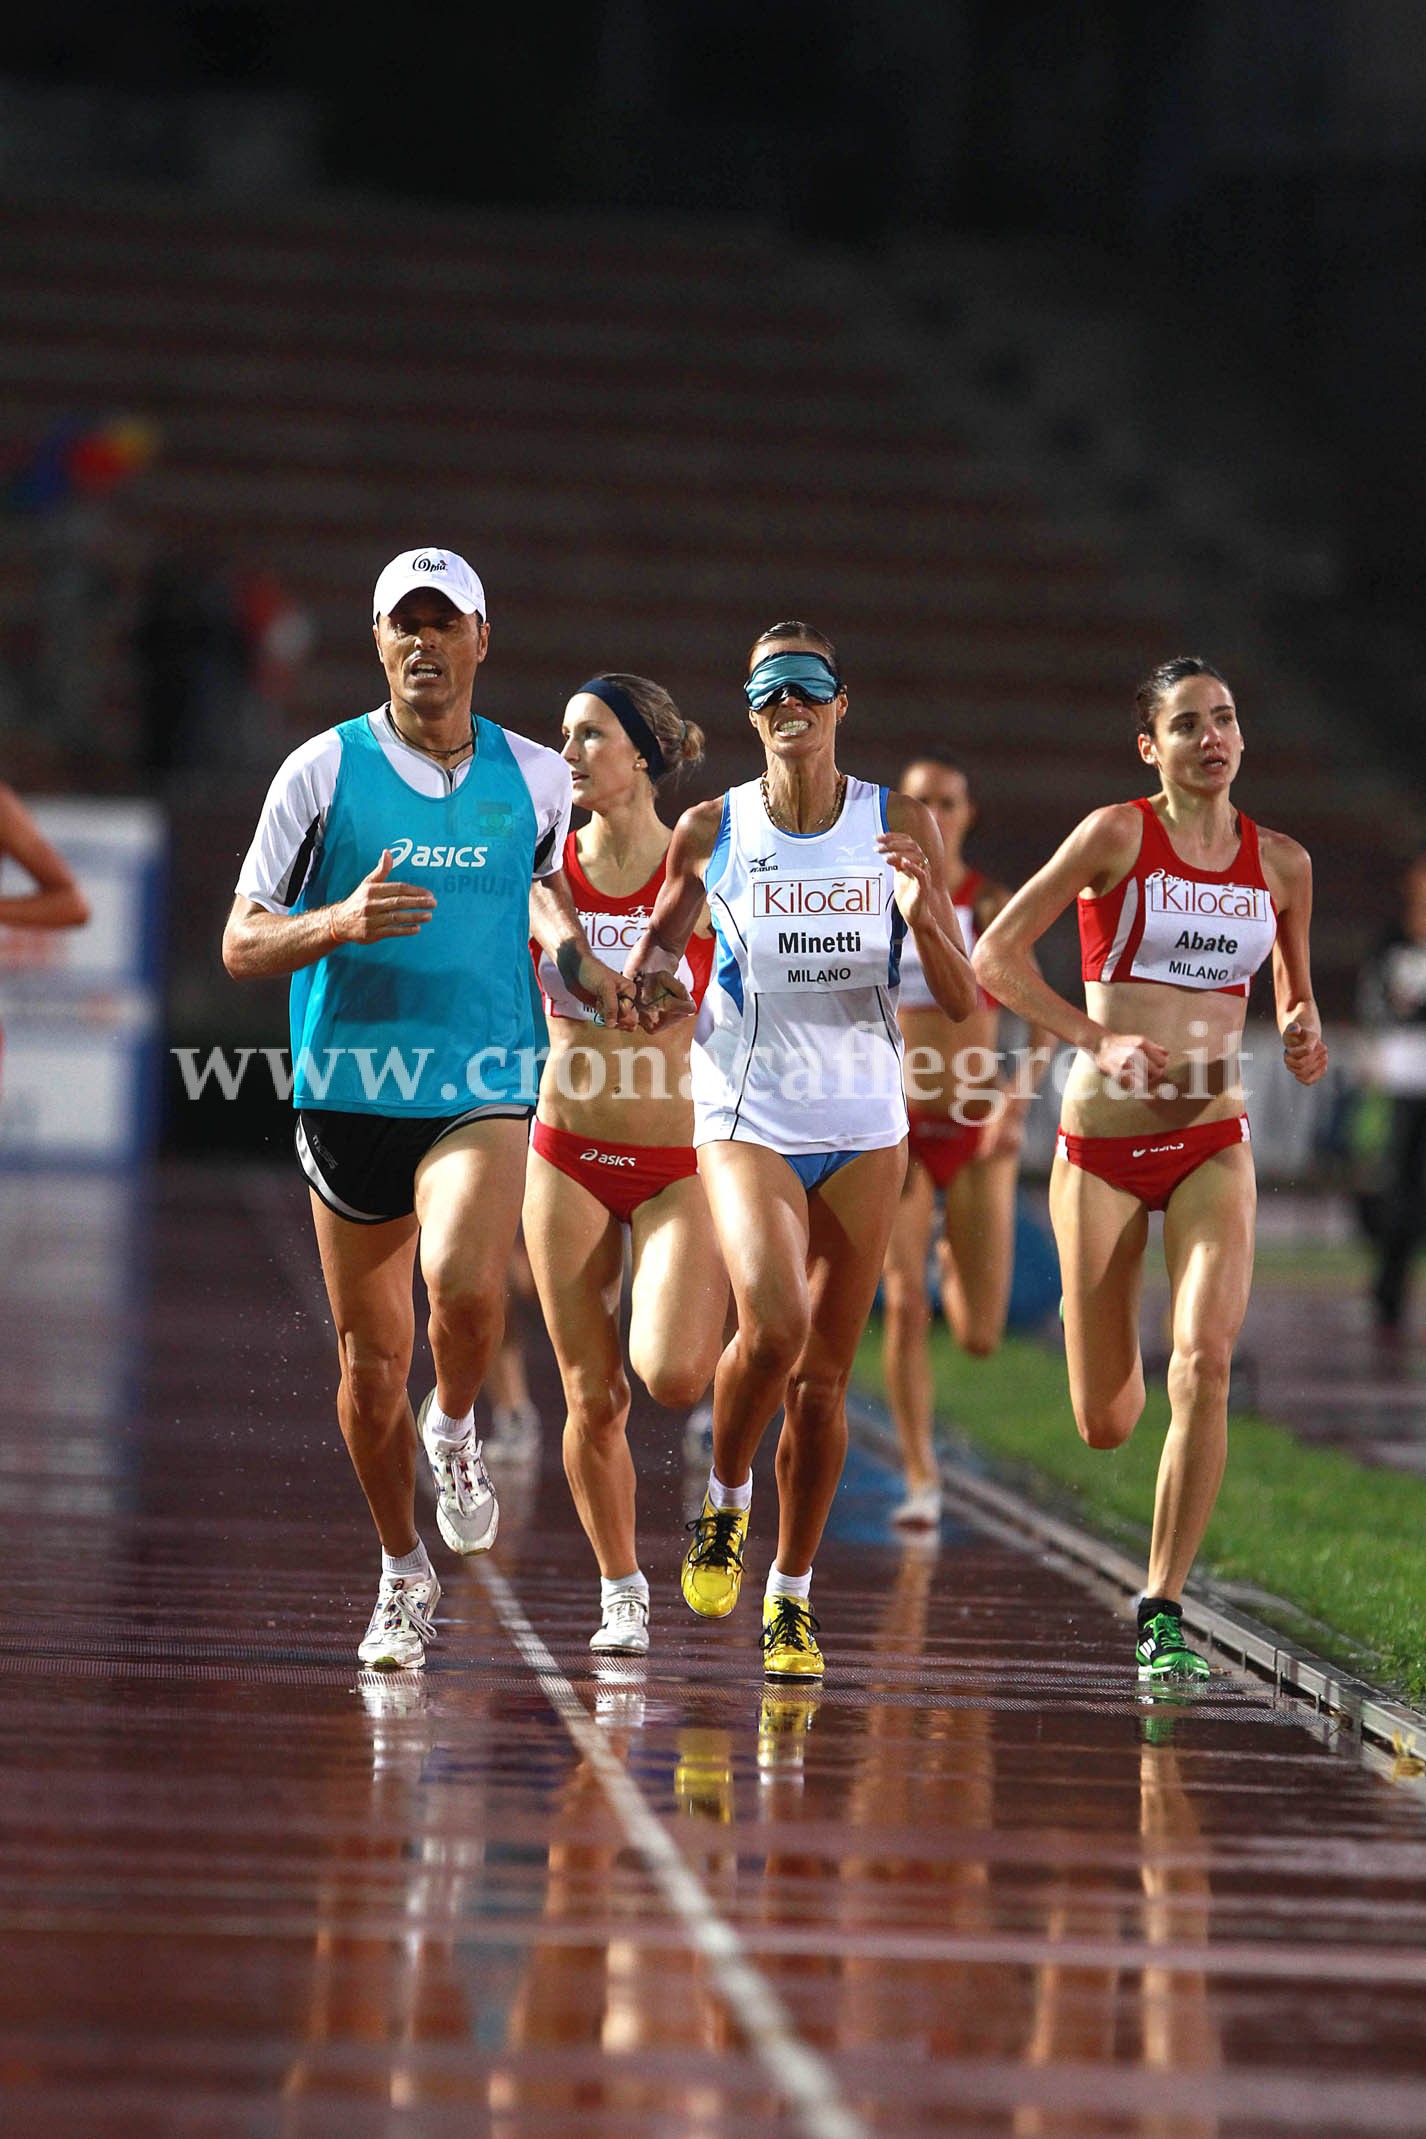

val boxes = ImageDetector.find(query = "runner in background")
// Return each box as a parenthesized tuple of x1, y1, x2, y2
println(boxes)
(0, 782, 90, 1101)
(480, 1236, 542, 1461)
(974, 656, 1327, 1681)
(1356, 852, 1426, 1337)
(523, 674, 724, 1656)
(881, 756, 1052, 1528)
(224, 549, 633, 1671)
(628, 621, 976, 1682)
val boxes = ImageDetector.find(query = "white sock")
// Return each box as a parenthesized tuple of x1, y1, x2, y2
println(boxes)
(601, 1571, 649, 1608)
(426, 1397, 474, 1450)
(766, 1564, 812, 1602)
(382, 1540, 433, 1582)
(708, 1469, 751, 1512)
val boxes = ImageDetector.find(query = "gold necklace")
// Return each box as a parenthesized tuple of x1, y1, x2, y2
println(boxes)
(760, 770, 846, 836)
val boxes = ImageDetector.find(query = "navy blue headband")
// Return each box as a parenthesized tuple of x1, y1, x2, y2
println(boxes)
(576, 677, 670, 779)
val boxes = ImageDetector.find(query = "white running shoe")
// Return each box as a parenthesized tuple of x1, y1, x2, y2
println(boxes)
(682, 1401, 715, 1465)
(486, 1400, 541, 1464)
(593, 1679, 647, 1729)
(892, 1482, 943, 1529)
(357, 1569, 442, 1671)
(589, 1590, 650, 1654)
(418, 1392, 500, 1555)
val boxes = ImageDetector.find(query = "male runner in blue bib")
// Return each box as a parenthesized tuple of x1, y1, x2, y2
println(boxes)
(225, 548, 635, 1668)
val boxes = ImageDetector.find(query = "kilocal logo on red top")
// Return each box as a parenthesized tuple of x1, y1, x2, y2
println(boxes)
(580, 908, 650, 954)
(1144, 870, 1272, 923)
(752, 875, 884, 918)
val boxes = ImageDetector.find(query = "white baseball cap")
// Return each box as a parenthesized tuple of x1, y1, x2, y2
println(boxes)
(372, 548, 487, 623)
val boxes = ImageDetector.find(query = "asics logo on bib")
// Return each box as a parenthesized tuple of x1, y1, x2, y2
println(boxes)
(752, 875, 883, 918)
(388, 838, 489, 869)
(1145, 870, 1272, 923)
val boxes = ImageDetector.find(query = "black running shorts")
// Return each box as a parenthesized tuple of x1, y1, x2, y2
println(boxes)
(296, 1104, 533, 1224)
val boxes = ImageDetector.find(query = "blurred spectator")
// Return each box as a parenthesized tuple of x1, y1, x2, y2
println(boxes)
(1, 417, 158, 760)
(134, 550, 311, 784)
(1357, 855, 1426, 1334)
(133, 551, 247, 780)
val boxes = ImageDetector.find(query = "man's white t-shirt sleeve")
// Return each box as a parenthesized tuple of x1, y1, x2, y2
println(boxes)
(235, 731, 341, 913)
(509, 732, 573, 879)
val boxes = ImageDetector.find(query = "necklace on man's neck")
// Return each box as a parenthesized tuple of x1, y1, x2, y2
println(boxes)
(760, 769, 846, 836)
(387, 705, 476, 763)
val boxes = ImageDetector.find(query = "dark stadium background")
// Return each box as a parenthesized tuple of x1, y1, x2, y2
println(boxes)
(1, 0, 1423, 1154)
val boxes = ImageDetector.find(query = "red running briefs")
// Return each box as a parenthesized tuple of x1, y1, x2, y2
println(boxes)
(531, 1118, 699, 1223)
(1055, 1115, 1250, 1211)
(906, 1111, 985, 1190)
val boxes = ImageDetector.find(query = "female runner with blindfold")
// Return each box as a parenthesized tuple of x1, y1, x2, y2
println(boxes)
(627, 622, 977, 1681)
(524, 674, 727, 1656)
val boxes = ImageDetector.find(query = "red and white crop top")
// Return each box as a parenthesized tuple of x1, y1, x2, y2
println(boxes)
(898, 866, 994, 1013)
(1078, 797, 1277, 998)
(534, 832, 715, 1022)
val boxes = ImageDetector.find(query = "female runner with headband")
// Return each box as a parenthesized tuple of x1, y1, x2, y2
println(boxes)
(524, 674, 725, 1656)
(974, 657, 1327, 1680)
(628, 622, 976, 1682)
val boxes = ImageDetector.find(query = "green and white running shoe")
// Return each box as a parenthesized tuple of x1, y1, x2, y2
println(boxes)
(1136, 1607, 1211, 1682)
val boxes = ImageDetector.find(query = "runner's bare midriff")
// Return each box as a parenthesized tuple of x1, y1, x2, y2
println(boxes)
(1061, 979, 1251, 1138)
(898, 1000, 1002, 1124)
(539, 1016, 694, 1145)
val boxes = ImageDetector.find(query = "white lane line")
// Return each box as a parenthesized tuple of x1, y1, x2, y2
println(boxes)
(247, 1174, 866, 2131)
(477, 1560, 868, 2139)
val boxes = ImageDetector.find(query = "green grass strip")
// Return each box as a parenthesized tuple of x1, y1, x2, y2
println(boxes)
(854, 1319, 1426, 1707)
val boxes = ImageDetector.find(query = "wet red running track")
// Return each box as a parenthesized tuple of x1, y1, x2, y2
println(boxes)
(3, 1162, 1426, 2136)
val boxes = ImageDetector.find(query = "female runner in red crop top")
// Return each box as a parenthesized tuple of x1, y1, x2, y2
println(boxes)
(974, 658, 1328, 1682)
(882, 756, 1053, 1528)
(524, 673, 726, 1657)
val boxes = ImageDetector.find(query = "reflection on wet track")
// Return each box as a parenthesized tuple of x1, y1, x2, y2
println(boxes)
(2, 1163, 1426, 2135)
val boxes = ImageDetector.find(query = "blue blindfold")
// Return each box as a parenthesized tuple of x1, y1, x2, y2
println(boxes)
(744, 652, 840, 714)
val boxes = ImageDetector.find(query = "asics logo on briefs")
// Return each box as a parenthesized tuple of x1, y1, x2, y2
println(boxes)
(1132, 1142, 1184, 1157)
(1144, 870, 1271, 924)
(388, 837, 489, 869)
(752, 874, 883, 918)
(580, 1148, 636, 1168)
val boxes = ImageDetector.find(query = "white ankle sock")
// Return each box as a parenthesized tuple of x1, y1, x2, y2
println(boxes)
(382, 1540, 433, 1581)
(600, 1571, 649, 1608)
(708, 1469, 751, 1512)
(766, 1565, 812, 1602)
(426, 1398, 474, 1450)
